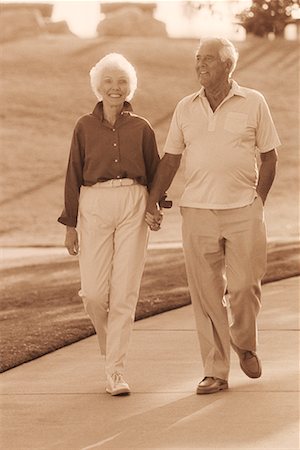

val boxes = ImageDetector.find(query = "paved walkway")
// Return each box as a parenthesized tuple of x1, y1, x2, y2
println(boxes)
(1, 277, 299, 450)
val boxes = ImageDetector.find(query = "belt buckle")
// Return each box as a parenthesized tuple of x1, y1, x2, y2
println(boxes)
(111, 178, 134, 187)
(109, 178, 122, 187)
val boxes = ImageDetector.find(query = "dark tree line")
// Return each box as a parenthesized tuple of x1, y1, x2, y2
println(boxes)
(183, 0, 299, 38)
(238, 0, 300, 37)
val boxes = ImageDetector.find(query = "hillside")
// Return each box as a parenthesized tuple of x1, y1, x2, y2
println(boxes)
(0, 35, 299, 247)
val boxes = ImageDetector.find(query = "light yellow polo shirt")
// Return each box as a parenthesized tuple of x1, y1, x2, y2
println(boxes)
(164, 81, 281, 209)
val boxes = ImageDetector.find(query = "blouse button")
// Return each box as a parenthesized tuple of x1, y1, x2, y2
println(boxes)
(114, 159, 118, 163)
(113, 143, 117, 147)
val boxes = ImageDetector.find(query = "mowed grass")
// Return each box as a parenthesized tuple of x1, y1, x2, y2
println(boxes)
(0, 35, 299, 245)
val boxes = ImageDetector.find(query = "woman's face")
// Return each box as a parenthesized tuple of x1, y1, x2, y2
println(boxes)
(98, 66, 130, 106)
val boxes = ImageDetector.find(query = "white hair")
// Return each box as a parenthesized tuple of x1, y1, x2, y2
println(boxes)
(90, 53, 137, 101)
(198, 37, 239, 76)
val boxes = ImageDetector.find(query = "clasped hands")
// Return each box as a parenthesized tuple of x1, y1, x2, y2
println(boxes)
(145, 206, 163, 232)
(65, 207, 163, 256)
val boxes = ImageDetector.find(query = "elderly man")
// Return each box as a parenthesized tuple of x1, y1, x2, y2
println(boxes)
(146, 37, 280, 394)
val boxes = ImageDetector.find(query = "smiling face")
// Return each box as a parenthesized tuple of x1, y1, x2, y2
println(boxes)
(98, 66, 130, 107)
(195, 40, 231, 90)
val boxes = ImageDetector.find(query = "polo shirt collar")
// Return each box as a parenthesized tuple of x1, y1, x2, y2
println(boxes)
(192, 80, 246, 101)
(92, 101, 133, 121)
(230, 80, 246, 98)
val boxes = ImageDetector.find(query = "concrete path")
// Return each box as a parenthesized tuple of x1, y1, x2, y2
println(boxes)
(1, 277, 299, 450)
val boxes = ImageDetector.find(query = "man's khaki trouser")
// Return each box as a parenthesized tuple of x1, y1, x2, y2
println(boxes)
(78, 182, 149, 377)
(181, 197, 267, 380)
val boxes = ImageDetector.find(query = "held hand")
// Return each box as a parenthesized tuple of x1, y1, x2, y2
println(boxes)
(65, 227, 79, 256)
(145, 208, 163, 231)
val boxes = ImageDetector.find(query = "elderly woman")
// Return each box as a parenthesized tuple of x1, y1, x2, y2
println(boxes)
(58, 53, 160, 396)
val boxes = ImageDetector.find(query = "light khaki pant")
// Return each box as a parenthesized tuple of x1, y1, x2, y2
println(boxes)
(181, 198, 267, 380)
(78, 183, 149, 377)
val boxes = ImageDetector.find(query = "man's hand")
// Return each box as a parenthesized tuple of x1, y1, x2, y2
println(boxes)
(256, 192, 266, 206)
(145, 153, 181, 231)
(65, 226, 79, 255)
(145, 206, 163, 231)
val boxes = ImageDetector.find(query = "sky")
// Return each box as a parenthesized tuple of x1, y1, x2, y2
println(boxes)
(52, 1, 101, 37)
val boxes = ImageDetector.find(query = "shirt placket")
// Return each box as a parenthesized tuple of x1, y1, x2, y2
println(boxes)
(207, 108, 217, 132)
(111, 126, 121, 178)
(202, 90, 235, 132)
(203, 98, 217, 132)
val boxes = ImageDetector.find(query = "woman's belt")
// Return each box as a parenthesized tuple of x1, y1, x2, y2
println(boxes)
(97, 178, 138, 187)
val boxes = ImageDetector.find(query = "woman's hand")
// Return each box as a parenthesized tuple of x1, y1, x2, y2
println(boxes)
(65, 227, 79, 255)
(145, 207, 163, 231)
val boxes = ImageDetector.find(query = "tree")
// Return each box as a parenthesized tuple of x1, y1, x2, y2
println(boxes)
(237, 0, 300, 37)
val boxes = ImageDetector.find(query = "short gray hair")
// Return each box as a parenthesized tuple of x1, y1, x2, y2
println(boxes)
(198, 38, 239, 76)
(90, 53, 137, 102)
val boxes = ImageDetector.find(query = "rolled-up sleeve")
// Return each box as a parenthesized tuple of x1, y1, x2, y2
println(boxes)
(58, 123, 84, 227)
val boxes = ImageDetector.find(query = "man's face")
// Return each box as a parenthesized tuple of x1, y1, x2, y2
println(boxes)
(195, 41, 230, 89)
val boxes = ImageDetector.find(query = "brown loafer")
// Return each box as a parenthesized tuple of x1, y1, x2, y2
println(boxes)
(231, 341, 262, 378)
(196, 377, 228, 395)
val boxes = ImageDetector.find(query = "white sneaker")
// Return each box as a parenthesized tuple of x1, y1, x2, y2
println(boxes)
(106, 372, 131, 396)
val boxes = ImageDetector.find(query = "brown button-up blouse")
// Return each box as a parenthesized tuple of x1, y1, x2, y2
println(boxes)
(58, 101, 160, 227)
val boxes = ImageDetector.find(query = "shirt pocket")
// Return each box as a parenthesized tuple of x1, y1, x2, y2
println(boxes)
(224, 112, 248, 134)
